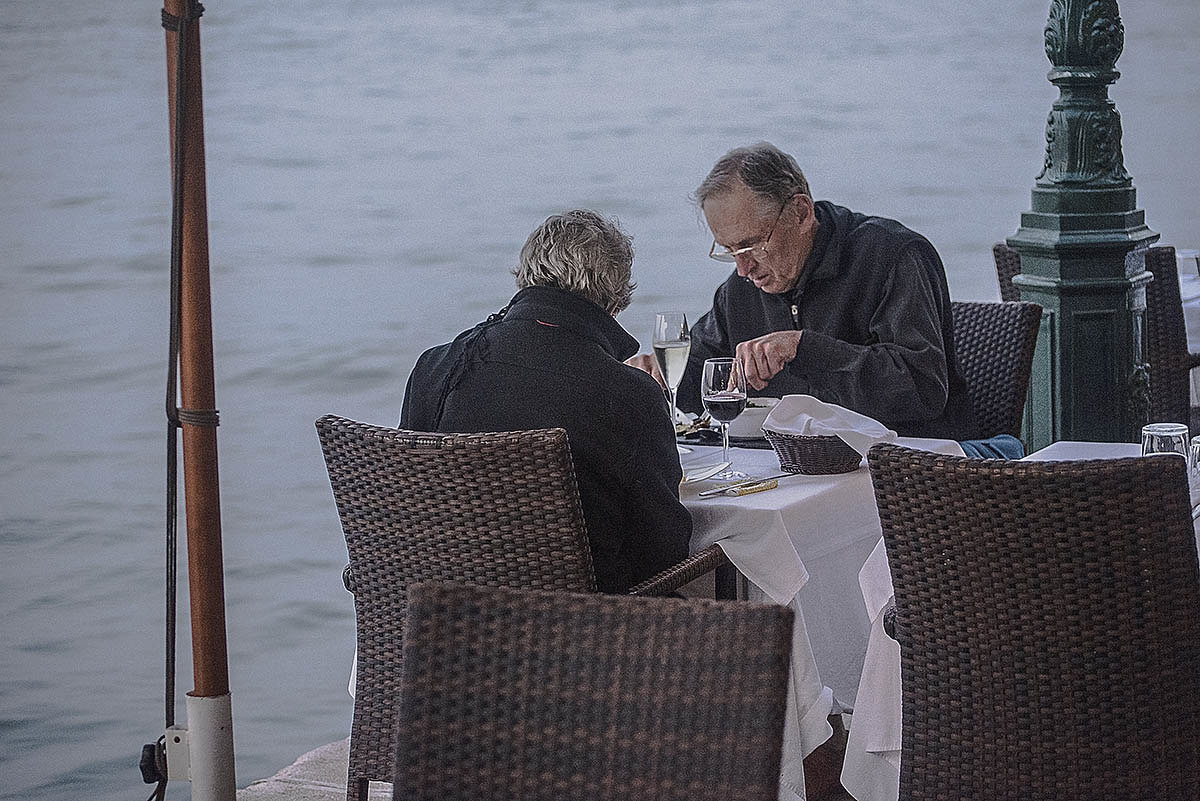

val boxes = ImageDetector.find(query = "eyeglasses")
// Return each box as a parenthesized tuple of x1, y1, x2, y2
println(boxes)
(708, 201, 787, 264)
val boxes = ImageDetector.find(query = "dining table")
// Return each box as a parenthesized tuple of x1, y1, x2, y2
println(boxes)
(838, 438, 1200, 801)
(678, 435, 964, 801)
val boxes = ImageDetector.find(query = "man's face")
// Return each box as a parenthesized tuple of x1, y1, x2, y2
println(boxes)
(702, 181, 815, 295)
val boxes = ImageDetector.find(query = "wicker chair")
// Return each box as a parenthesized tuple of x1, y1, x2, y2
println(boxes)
(867, 442, 1200, 800)
(992, 241, 1022, 302)
(950, 300, 1042, 439)
(315, 414, 729, 801)
(393, 581, 793, 801)
(1143, 245, 1200, 432)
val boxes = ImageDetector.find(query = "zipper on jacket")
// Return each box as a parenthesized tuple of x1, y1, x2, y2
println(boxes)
(790, 304, 800, 328)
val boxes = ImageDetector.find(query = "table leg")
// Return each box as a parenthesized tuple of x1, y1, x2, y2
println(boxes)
(715, 561, 739, 600)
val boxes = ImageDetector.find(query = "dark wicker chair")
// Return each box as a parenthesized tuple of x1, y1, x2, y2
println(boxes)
(950, 300, 1042, 439)
(992, 241, 1022, 302)
(1143, 245, 1200, 432)
(867, 442, 1200, 800)
(393, 581, 794, 801)
(315, 414, 729, 801)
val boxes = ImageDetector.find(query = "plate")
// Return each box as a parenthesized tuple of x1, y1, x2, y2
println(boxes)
(681, 461, 732, 484)
(726, 397, 779, 439)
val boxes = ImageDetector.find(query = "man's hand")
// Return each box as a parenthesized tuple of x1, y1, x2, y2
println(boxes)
(736, 330, 803, 390)
(624, 353, 667, 388)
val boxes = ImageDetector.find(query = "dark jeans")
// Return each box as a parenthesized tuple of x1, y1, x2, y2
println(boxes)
(958, 434, 1024, 459)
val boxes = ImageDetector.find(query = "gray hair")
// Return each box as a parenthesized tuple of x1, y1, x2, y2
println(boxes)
(515, 209, 636, 315)
(693, 142, 811, 209)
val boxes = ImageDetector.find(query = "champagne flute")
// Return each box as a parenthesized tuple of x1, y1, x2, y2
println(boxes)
(702, 357, 748, 479)
(653, 312, 690, 426)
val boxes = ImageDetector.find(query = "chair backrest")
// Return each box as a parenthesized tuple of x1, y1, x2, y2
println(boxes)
(992, 241, 1022, 302)
(950, 300, 1042, 438)
(867, 443, 1200, 800)
(1143, 245, 1193, 429)
(315, 415, 597, 801)
(394, 582, 794, 801)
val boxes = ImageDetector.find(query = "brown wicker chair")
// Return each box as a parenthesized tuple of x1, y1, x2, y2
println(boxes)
(1143, 245, 1200, 432)
(950, 300, 1042, 439)
(992, 241, 1023, 302)
(867, 443, 1200, 800)
(393, 581, 793, 801)
(315, 414, 729, 801)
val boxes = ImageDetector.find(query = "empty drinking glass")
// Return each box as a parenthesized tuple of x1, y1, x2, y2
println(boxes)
(1141, 422, 1190, 459)
(1189, 435, 1200, 494)
(1176, 248, 1200, 279)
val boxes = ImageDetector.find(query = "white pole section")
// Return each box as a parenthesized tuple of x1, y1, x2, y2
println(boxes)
(185, 693, 236, 800)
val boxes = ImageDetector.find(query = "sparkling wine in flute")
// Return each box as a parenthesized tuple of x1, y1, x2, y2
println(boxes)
(653, 312, 690, 426)
(653, 340, 691, 390)
(703, 391, 747, 423)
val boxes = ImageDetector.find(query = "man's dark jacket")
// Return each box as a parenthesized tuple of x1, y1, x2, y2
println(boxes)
(400, 285, 692, 593)
(680, 201, 977, 440)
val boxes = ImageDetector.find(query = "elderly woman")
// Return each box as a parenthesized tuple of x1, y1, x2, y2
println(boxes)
(399, 209, 691, 593)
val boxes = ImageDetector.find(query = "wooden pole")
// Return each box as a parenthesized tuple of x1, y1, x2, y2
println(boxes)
(164, 4, 236, 797)
(164, 0, 230, 710)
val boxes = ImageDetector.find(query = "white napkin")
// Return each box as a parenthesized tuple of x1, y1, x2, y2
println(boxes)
(762, 394, 897, 456)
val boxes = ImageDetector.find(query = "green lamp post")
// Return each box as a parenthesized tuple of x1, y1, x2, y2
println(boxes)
(1008, 0, 1158, 450)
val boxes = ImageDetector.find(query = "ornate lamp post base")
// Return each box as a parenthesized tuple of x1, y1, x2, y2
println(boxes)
(1008, 0, 1157, 449)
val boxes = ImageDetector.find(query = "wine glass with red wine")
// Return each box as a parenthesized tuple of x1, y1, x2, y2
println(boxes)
(701, 357, 747, 479)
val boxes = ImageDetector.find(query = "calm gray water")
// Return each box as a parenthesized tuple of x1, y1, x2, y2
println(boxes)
(1, 0, 1197, 797)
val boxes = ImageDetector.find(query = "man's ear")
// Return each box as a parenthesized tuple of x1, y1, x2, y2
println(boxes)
(791, 193, 814, 219)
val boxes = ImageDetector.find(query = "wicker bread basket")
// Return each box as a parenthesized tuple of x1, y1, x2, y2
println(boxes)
(763, 430, 863, 474)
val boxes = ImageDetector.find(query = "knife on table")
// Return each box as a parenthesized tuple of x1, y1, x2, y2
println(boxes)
(697, 473, 789, 498)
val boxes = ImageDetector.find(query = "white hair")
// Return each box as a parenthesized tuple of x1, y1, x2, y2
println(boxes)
(515, 209, 636, 315)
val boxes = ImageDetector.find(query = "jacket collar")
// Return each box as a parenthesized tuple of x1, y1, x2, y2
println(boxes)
(503, 285, 640, 361)
(790, 200, 846, 300)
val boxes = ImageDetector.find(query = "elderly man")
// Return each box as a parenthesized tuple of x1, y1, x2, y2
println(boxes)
(400, 209, 691, 593)
(658, 142, 977, 440)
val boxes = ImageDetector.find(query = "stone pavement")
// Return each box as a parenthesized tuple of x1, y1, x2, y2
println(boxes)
(238, 729, 854, 801)
(237, 738, 390, 800)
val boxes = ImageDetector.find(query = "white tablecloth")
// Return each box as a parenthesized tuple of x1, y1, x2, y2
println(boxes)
(840, 440, 1148, 801)
(680, 437, 962, 801)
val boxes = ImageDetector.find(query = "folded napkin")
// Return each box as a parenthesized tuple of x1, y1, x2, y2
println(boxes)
(762, 395, 897, 456)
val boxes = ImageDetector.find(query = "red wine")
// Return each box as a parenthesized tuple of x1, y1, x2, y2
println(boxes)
(703, 392, 747, 423)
